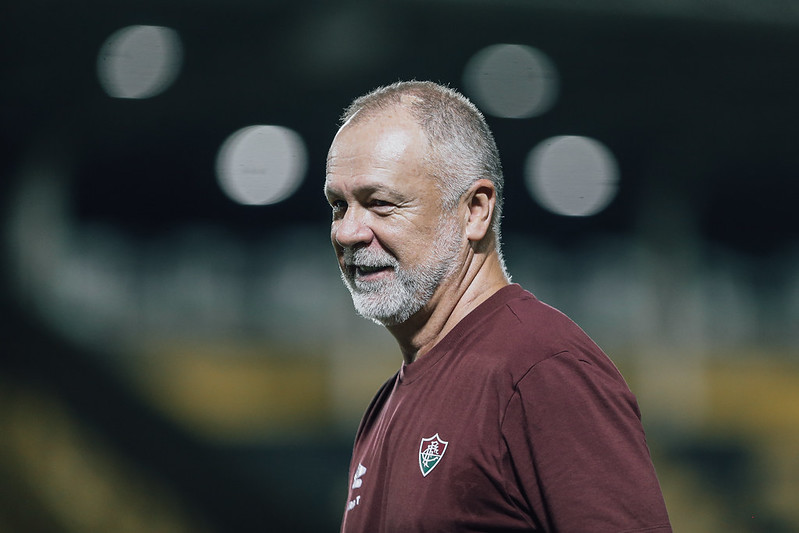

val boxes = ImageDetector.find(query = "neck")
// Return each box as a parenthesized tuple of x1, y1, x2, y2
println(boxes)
(386, 248, 509, 364)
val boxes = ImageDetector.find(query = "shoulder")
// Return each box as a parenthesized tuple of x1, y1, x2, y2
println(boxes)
(466, 284, 609, 380)
(473, 284, 588, 342)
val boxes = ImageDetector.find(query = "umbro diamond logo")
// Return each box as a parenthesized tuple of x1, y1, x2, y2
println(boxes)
(351, 462, 367, 489)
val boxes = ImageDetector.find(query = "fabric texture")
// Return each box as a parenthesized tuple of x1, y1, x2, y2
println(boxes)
(340, 284, 671, 532)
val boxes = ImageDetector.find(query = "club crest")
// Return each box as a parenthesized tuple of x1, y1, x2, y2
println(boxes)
(419, 433, 448, 477)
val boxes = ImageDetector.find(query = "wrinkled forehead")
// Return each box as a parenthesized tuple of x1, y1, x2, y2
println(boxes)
(325, 109, 428, 185)
(344, 123, 416, 162)
(331, 101, 426, 150)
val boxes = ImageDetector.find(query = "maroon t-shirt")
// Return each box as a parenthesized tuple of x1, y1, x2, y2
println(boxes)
(340, 284, 671, 532)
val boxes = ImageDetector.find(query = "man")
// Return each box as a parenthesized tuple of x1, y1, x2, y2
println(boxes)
(325, 81, 671, 532)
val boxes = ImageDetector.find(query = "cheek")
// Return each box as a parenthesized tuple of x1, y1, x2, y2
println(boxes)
(381, 226, 436, 264)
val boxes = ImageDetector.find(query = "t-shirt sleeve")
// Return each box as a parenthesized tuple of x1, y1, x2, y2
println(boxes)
(501, 351, 672, 532)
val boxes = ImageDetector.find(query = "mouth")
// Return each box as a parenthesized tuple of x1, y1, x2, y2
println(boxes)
(349, 264, 393, 281)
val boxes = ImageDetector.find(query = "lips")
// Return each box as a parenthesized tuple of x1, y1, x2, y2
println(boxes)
(353, 264, 392, 279)
(341, 247, 397, 283)
(357, 264, 388, 274)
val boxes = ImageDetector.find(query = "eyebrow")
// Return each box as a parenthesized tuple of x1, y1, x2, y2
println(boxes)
(325, 182, 406, 202)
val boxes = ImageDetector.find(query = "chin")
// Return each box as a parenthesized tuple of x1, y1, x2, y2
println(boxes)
(360, 303, 427, 328)
(356, 308, 405, 327)
(353, 299, 419, 327)
(347, 281, 432, 327)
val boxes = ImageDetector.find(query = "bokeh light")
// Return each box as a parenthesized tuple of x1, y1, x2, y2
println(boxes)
(463, 43, 558, 119)
(97, 25, 182, 99)
(215, 125, 308, 206)
(525, 135, 619, 217)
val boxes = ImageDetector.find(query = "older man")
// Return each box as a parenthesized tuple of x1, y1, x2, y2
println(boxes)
(325, 81, 671, 532)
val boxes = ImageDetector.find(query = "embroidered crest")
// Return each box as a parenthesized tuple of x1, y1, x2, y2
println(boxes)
(419, 433, 448, 477)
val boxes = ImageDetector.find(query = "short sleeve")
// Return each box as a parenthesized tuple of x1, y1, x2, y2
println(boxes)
(501, 351, 672, 532)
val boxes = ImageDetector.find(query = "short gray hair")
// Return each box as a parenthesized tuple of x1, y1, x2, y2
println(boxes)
(340, 81, 505, 244)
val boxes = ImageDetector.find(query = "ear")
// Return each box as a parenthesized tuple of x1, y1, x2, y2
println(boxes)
(464, 179, 496, 242)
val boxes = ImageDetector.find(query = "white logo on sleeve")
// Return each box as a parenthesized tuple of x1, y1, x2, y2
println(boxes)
(347, 463, 367, 511)
(351, 462, 367, 489)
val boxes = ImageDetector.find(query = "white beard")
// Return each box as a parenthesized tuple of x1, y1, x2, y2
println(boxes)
(340, 216, 463, 326)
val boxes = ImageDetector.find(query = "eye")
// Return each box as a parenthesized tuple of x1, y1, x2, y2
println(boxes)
(330, 199, 347, 217)
(369, 199, 394, 214)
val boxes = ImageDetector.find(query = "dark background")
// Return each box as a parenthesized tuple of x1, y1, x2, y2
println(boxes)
(2, 2, 798, 532)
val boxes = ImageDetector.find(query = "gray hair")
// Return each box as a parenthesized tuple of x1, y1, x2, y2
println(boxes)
(340, 81, 505, 248)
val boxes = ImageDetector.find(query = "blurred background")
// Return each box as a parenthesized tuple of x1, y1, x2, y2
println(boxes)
(2, 1, 798, 531)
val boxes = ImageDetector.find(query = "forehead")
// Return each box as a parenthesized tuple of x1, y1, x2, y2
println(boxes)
(325, 110, 434, 196)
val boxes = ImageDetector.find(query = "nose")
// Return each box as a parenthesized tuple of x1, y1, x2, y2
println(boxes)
(333, 206, 374, 249)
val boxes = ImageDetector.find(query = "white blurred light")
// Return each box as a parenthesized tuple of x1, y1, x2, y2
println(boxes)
(97, 25, 182, 99)
(463, 43, 558, 119)
(525, 135, 619, 217)
(216, 125, 308, 206)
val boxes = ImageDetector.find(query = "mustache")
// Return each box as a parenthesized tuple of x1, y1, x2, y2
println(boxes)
(342, 247, 398, 268)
